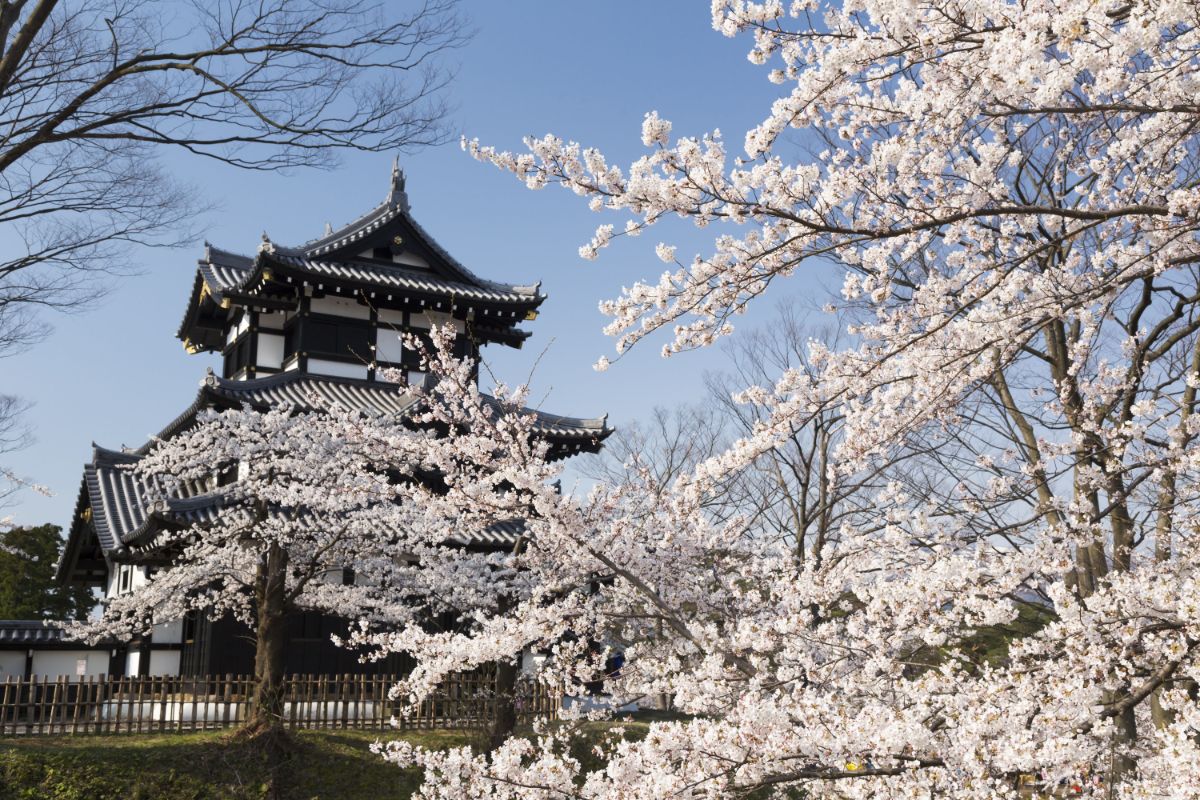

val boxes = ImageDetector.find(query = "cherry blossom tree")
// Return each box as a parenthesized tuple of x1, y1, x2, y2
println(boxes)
(366, 2, 1200, 797)
(71, 326, 558, 739)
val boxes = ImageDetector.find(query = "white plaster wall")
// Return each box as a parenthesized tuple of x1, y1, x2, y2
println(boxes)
(377, 308, 404, 325)
(392, 251, 430, 269)
(0, 652, 25, 679)
(226, 312, 251, 343)
(125, 649, 141, 676)
(148, 650, 181, 677)
(375, 328, 404, 363)
(257, 332, 284, 369)
(31, 650, 109, 678)
(307, 358, 368, 380)
(409, 310, 464, 333)
(310, 296, 370, 320)
(105, 564, 148, 600)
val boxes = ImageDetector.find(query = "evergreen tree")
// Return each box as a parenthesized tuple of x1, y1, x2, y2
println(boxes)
(0, 525, 94, 621)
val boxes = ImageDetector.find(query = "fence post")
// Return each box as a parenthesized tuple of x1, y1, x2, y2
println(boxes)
(1, 677, 11, 735)
(174, 675, 182, 732)
(114, 675, 126, 734)
(57, 675, 67, 734)
(68, 677, 80, 735)
(155, 675, 165, 733)
(38, 677, 51, 735)
(371, 674, 379, 731)
(338, 674, 347, 729)
(189, 676, 198, 732)
(354, 673, 362, 729)
(313, 675, 322, 729)
(84, 676, 95, 735)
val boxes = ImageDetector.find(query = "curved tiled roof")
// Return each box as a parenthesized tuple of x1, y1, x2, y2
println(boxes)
(268, 254, 540, 306)
(192, 168, 546, 309)
(0, 621, 67, 644)
(84, 446, 147, 553)
(80, 446, 221, 553)
(198, 371, 611, 442)
(65, 371, 608, 566)
(282, 165, 542, 300)
(76, 443, 529, 557)
(177, 169, 548, 352)
(202, 371, 422, 417)
(457, 518, 527, 548)
(193, 247, 541, 308)
(200, 246, 255, 294)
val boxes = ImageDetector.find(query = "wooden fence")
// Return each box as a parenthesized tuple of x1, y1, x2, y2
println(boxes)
(0, 672, 561, 736)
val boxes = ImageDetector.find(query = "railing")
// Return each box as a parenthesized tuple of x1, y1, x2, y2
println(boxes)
(0, 672, 561, 735)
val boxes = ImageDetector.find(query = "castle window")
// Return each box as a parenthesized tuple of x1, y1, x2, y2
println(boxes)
(305, 318, 372, 362)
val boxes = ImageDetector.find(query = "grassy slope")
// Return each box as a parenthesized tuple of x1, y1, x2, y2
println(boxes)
(0, 728, 479, 800)
(0, 714, 676, 800)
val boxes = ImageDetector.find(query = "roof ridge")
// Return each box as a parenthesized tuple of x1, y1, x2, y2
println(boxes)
(203, 367, 307, 391)
(400, 209, 544, 297)
(481, 397, 611, 432)
(204, 242, 255, 267)
(265, 253, 541, 305)
(91, 443, 141, 463)
(204, 368, 391, 393)
(266, 164, 544, 297)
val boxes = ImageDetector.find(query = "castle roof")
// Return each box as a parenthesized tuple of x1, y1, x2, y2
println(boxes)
(58, 371, 611, 584)
(178, 165, 546, 353)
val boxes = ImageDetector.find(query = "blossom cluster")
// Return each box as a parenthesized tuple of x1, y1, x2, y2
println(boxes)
(417, 2, 1200, 798)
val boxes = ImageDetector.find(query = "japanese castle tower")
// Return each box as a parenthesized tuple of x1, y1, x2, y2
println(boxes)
(48, 165, 612, 678)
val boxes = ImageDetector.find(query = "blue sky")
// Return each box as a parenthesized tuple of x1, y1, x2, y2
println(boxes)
(2, 3, 818, 528)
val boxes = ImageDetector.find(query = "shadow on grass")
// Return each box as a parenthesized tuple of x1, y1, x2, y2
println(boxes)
(0, 713, 693, 799)
(0, 728, 481, 800)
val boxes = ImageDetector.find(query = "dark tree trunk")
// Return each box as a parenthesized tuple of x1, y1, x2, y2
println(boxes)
(245, 542, 288, 737)
(487, 657, 519, 752)
(485, 588, 520, 752)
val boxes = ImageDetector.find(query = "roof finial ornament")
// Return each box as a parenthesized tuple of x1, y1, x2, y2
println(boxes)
(258, 230, 275, 254)
(388, 156, 410, 211)
(324, 222, 333, 236)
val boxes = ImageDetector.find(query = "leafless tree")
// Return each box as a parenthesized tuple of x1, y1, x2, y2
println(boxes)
(580, 404, 727, 490)
(0, 393, 31, 521)
(584, 302, 890, 568)
(0, 0, 466, 352)
(0, 0, 467, 499)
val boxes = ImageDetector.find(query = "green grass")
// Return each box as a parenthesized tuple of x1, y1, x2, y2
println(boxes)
(0, 711, 690, 799)
(0, 727, 480, 800)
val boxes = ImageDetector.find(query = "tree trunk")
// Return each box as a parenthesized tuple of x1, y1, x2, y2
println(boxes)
(487, 657, 519, 752)
(245, 542, 288, 737)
